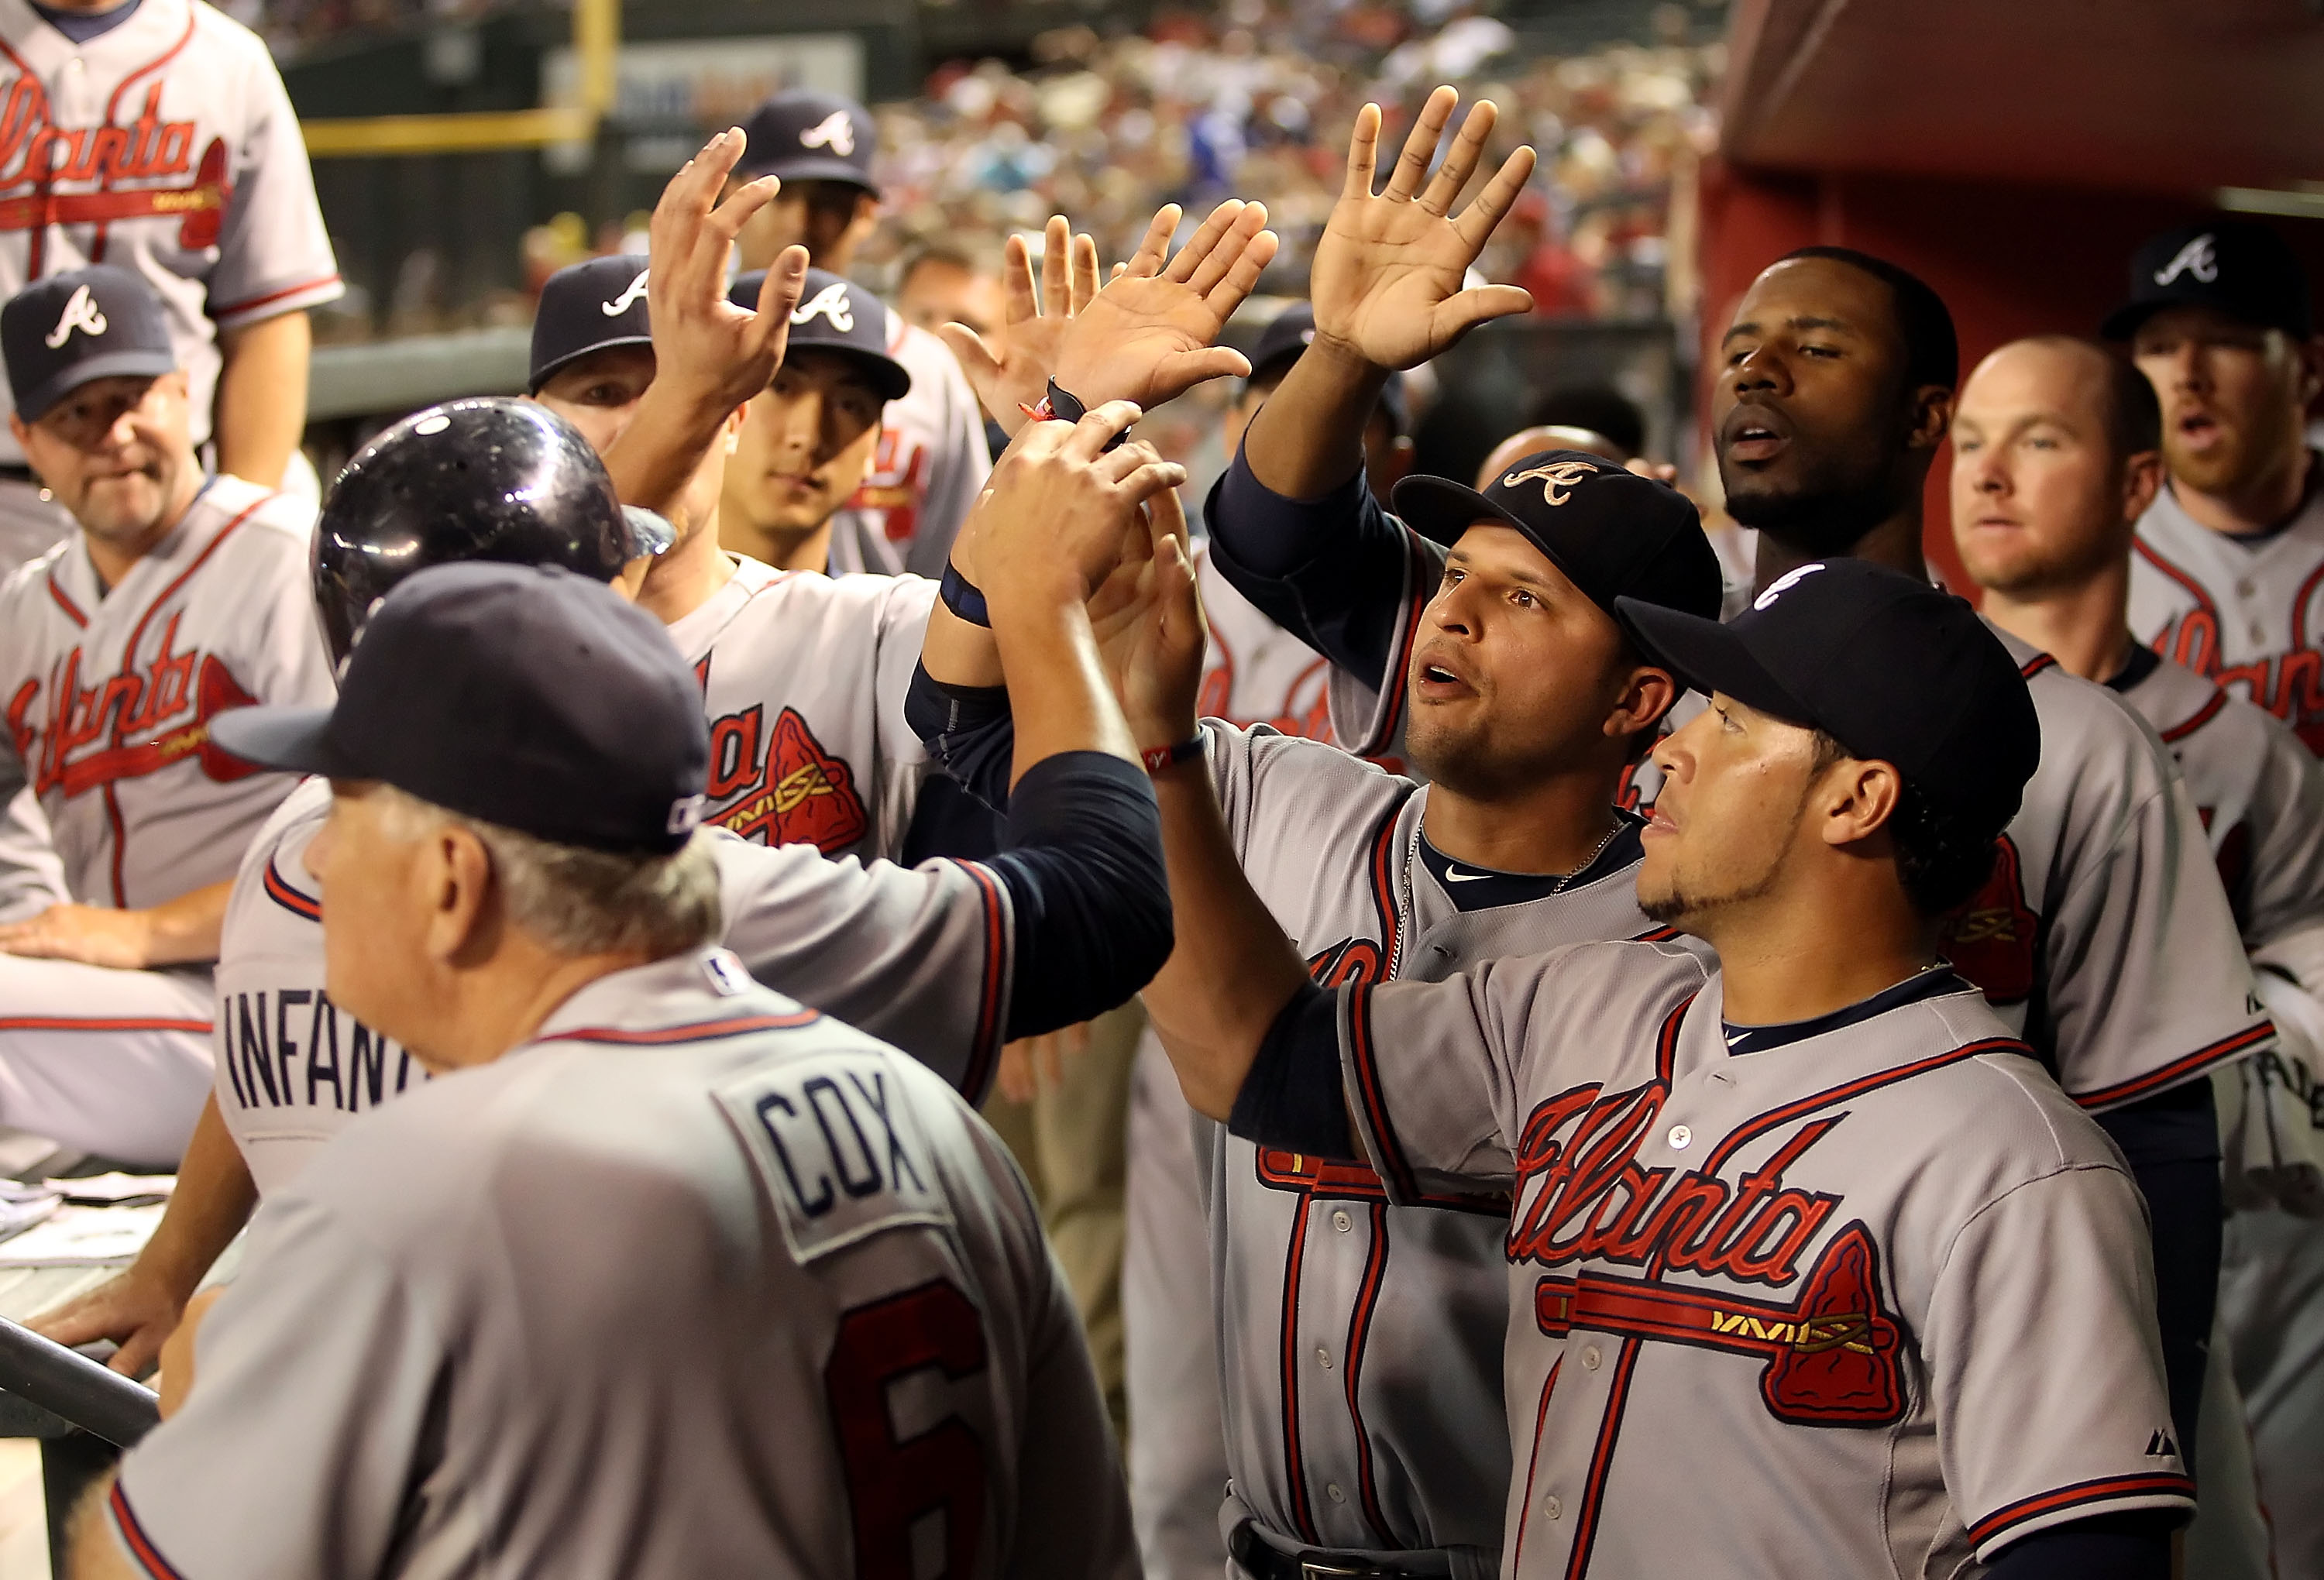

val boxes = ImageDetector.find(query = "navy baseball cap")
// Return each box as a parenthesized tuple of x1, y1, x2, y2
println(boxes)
(2102, 219, 2313, 341)
(1391, 449, 1721, 620)
(1243, 302, 1408, 436)
(737, 91, 878, 195)
(1616, 559, 2040, 836)
(733, 267, 910, 400)
(212, 562, 710, 856)
(2, 266, 176, 421)
(529, 254, 652, 392)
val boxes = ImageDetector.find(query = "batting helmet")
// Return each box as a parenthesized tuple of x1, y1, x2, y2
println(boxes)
(313, 398, 671, 668)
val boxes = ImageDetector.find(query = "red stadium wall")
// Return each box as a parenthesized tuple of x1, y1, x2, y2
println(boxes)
(1695, 160, 2324, 595)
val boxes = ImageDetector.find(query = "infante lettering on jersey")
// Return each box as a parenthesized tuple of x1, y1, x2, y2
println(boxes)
(218, 986, 418, 1119)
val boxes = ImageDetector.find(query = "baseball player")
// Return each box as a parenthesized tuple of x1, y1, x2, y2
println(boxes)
(723, 89, 991, 577)
(1950, 332, 2324, 1577)
(0, 263, 329, 1167)
(1133, 555, 2192, 1578)
(1181, 103, 2264, 1461)
(68, 555, 1147, 1579)
(2106, 220, 2324, 751)
(0, 0, 338, 569)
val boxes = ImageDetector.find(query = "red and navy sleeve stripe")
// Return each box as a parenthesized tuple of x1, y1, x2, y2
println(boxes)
(108, 1482, 188, 1578)
(1967, 1472, 2195, 1552)
(2072, 1020, 2274, 1111)
(1344, 981, 1418, 1200)
(954, 858, 1011, 1104)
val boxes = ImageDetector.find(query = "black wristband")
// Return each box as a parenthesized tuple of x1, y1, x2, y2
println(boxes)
(939, 562, 991, 627)
(1046, 379, 1130, 452)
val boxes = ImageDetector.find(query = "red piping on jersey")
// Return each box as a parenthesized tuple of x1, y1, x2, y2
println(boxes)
(1559, 1032, 2027, 1578)
(1340, 1201, 1397, 1546)
(2290, 557, 2324, 656)
(1967, 1472, 2195, 1551)
(262, 855, 319, 921)
(2018, 651, 2057, 681)
(1509, 1355, 1562, 1575)
(1631, 924, 1679, 943)
(212, 273, 345, 320)
(107, 1482, 187, 1579)
(1345, 982, 1417, 1204)
(2158, 687, 2228, 744)
(103, 779, 130, 907)
(45, 573, 84, 627)
(2072, 1020, 2275, 1111)
(0, 1014, 208, 1033)
(89, 5, 200, 263)
(1275, 1197, 1323, 1543)
(556, 1011, 821, 1045)
(1652, 994, 1693, 1085)
(953, 858, 1009, 1103)
(0, 35, 50, 277)
(1361, 529, 1435, 757)
(2130, 538, 2223, 674)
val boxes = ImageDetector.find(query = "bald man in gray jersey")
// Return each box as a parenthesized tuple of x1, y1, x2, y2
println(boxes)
(1952, 331, 2324, 1580)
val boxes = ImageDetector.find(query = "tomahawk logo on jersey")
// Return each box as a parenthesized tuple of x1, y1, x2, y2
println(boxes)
(0, 0, 342, 462)
(1335, 943, 2194, 1577)
(671, 558, 938, 864)
(2130, 465, 2324, 753)
(0, 476, 329, 909)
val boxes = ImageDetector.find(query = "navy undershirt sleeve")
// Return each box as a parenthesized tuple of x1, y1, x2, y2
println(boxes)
(2094, 1077, 2222, 1475)
(1982, 1513, 2174, 1580)
(1227, 980, 1356, 1157)
(1203, 445, 1415, 684)
(982, 751, 1173, 1039)
(905, 663, 1017, 812)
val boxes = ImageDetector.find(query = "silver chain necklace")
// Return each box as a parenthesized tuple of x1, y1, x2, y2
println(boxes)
(1394, 814, 1630, 977)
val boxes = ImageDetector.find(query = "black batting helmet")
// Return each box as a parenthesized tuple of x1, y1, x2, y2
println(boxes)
(313, 398, 669, 669)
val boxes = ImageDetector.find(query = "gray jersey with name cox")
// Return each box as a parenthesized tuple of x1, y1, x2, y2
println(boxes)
(1338, 946, 2193, 1578)
(214, 776, 1014, 1194)
(1191, 718, 1703, 1564)
(669, 555, 938, 865)
(1329, 546, 2271, 1111)
(114, 951, 1133, 1579)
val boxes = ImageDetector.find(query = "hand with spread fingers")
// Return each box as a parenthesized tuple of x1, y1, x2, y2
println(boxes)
(975, 406, 1188, 609)
(1311, 85, 1538, 369)
(644, 126, 810, 416)
(1050, 199, 1281, 414)
(938, 215, 1104, 440)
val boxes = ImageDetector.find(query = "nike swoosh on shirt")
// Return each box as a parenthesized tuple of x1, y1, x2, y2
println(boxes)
(1442, 867, 1496, 883)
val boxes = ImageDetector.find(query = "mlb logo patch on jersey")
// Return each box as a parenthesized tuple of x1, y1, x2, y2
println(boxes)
(717, 1054, 952, 1264)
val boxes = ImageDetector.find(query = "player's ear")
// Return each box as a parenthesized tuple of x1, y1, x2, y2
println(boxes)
(1906, 385, 1954, 453)
(426, 825, 500, 967)
(1817, 756, 1903, 850)
(6, 413, 27, 454)
(1605, 662, 1676, 745)
(2120, 447, 2164, 526)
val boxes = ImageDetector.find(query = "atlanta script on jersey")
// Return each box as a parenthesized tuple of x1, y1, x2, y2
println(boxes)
(0, 476, 330, 910)
(0, 0, 341, 462)
(1335, 946, 2193, 1577)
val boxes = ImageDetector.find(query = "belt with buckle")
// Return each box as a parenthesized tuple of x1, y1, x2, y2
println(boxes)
(1229, 1520, 1439, 1580)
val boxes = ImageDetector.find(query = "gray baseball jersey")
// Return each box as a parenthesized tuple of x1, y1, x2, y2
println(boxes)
(1336, 946, 2193, 1577)
(669, 555, 937, 864)
(0, 0, 341, 465)
(1329, 548, 2271, 1109)
(1184, 718, 1696, 1566)
(2129, 459, 2324, 753)
(109, 948, 1135, 1579)
(0, 474, 330, 908)
(213, 775, 1015, 1194)
(823, 319, 992, 579)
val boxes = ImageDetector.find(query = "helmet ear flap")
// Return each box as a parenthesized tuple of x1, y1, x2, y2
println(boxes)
(312, 397, 629, 664)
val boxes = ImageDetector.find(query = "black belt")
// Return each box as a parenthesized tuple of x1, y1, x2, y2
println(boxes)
(1229, 1521, 1441, 1580)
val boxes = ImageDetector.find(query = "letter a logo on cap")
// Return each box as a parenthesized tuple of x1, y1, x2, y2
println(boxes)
(1753, 562, 1826, 611)
(799, 109, 856, 157)
(602, 270, 648, 316)
(2154, 234, 2219, 287)
(1501, 459, 1599, 507)
(44, 284, 106, 349)
(791, 280, 855, 333)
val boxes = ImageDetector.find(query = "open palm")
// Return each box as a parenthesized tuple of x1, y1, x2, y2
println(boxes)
(1055, 199, 1280, 413)
(1311, 88, 1538, 370)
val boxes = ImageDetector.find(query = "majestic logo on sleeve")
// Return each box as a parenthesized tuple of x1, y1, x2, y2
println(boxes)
(792, 280, 857, 333)
(44, 283, 105, 346)
(2153, 234, 2219, 286)
(1937, 834, 2037, 1005)
(799, 109, 858, 156)
(602, 269, 650, 316)
(1501, 459, 1598, 506)
(1507, 1077, 1907, 1427)
(701, 701, 870, 854)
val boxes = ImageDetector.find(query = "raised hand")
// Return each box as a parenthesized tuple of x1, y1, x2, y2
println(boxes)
(645, 126, 810, 417)
(975, 407, 1188, 607)
(1088, 481, 1207, 750)
(1311, 86, 1537, 369)
(937, 215, 1102, 438)
(1052, 199, 1281, 413)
